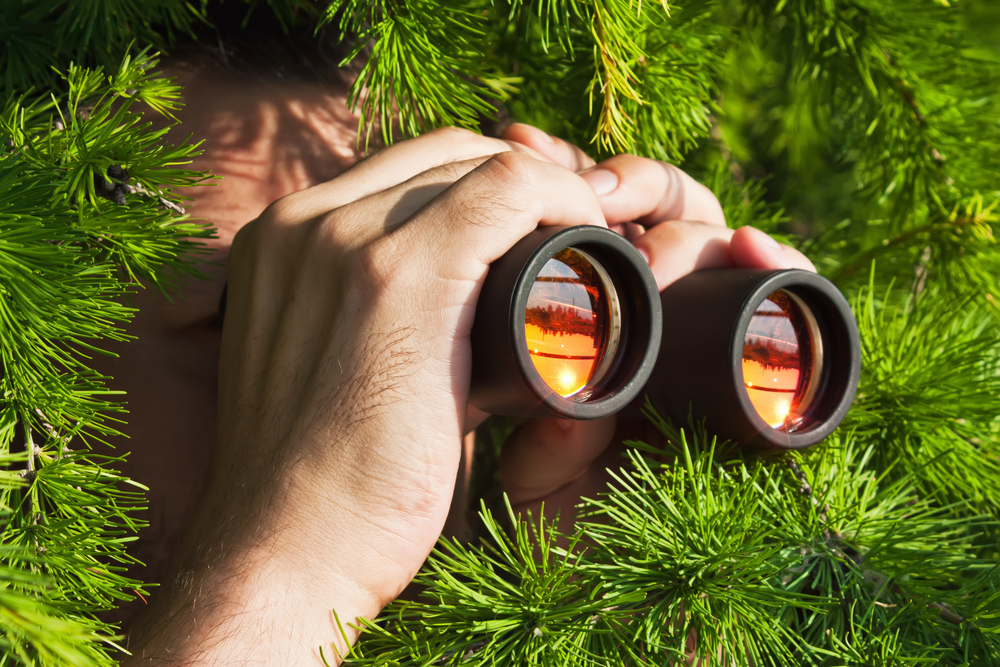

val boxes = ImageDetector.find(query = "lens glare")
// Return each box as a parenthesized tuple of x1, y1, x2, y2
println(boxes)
(525, 248, 619, 398)
(742, 290, 820, 430)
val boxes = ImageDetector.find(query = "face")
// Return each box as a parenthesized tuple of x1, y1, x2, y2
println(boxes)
(90, 60, 362, 624)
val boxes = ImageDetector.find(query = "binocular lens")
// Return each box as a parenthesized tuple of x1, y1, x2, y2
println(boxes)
(470, 225, 660, 420)
(742, 290, 822, 432)
(525, 248, 621, 398)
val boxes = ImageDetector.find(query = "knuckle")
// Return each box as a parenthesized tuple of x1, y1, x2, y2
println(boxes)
(259, 192, 300, 225)
(430, 159, 470, 184)
(426, 155, 492, 185)
(316, 206, 355, 248)
(355, 235, 405, 291)
(655, 159, 680, 190)
(448, 159, 530, 229)
(423, 126, 510, 158)
(434, 152, 540, 229)
(480, 150, 535, 187)
(695, 181, 726, 224)
(229, 218, 257, 260)
(426, 126, 479, 144)
(249, 199, 301, 252)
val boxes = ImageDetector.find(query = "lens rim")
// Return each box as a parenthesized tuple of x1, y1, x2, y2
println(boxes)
(467, 225, 661, 420)
(730, 271, 860, 449)
(511, 227, 660, 419)
(576, 248, 623, 393)
(783, 289, 824, 430)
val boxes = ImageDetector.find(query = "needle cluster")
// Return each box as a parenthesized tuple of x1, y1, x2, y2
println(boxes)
(0, 49, 210, 664)
(1, 0, 1000, 664)
(343, 423, 1000, 665)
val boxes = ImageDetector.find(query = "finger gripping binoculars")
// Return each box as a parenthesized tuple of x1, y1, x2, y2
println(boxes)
(469, 226, 861, 450)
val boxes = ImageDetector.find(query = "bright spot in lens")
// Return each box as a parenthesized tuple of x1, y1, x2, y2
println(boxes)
(742, 290, 816, 430)
(558, 369, 577, 394)
(772, 399, 792, 427)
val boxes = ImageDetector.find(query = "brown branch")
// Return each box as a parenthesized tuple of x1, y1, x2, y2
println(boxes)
(34, 408, 73, 458)
(129, 182, 186, 215)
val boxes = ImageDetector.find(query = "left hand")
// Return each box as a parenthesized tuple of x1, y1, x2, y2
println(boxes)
(491, 124, 816, 527)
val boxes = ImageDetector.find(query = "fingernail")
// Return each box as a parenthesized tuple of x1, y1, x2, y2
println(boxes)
(557, 419, 575, 432)
(582, 169, 619, 196)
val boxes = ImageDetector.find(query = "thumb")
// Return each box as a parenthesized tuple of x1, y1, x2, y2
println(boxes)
(499, 415, 617, 507)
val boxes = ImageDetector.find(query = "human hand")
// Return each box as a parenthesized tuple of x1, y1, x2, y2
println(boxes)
(494, 124, 816, 527)
(122, 128, 612, 665)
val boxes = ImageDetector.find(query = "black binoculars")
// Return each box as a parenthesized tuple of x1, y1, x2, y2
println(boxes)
(469, 226, 861, 450)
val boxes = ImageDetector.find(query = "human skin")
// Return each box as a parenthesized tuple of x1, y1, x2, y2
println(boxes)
(101, 62, 815, 665)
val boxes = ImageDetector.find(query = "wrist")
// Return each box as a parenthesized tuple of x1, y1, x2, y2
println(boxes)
(123, 524, 382, 666)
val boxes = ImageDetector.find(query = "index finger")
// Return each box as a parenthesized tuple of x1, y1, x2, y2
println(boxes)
(579, 155, 727, 227)
(265, 127, 546, 225)
(501, 123, 597, 173)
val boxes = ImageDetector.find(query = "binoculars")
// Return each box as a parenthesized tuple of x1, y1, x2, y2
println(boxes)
(469, 226, 860, 450)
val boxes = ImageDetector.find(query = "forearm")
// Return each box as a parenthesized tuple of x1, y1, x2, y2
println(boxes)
(121, 520, 380, 666)
(120, 462, 386, 667)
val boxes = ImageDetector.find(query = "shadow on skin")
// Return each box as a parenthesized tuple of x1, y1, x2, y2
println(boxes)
(92, 58, 363, 629)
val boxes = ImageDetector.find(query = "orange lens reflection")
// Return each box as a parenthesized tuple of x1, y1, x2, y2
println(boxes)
(742, 290, 816, 430)
(525, 248, 615, 398)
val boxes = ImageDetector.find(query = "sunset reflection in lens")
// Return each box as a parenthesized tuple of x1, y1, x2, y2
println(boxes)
(525, 248, 619, 398)
(742, 290, 819, 430)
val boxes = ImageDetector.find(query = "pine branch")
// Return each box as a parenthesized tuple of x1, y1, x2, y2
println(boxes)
(831, 205, 995, 283)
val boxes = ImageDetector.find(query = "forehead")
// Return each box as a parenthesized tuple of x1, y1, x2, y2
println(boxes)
(167, 62, 361, 240)
(142, 62, 362, 329)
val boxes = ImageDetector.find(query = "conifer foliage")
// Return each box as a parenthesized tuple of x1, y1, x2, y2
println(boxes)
(2, 0, 1000, 665)
(1, 47, 210, 664)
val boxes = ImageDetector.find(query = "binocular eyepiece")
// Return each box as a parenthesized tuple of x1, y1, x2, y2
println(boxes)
(469, 226, 861, 450)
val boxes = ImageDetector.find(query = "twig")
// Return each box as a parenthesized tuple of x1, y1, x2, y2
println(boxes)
(129, 181, 186, 215)
(787, 461, 972, 628)
(832, 217, 979, 282)
(34, 408, 73, 459)
(22, 419, 36, 476)
(930, 601, 966, 626)
(438, 639, 488, 664)
(787, 460, 813, 497)
(911, 245, 932, 296)
(786, 459, 829, 523)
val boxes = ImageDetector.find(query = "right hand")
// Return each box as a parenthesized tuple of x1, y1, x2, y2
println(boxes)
(125, 127, 612, 664)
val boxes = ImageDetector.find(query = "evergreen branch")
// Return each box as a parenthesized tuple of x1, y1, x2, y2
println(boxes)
(0, 50, 212, 663)
(323, 0, 502, 147)
(843, 275, 1000, 510)
(586, 0, 645, 152)
(831, 213, 985, 283)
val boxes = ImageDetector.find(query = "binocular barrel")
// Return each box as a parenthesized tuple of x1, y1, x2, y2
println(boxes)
(469, 225, 862, 449)
(647, 268, 861, 449)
